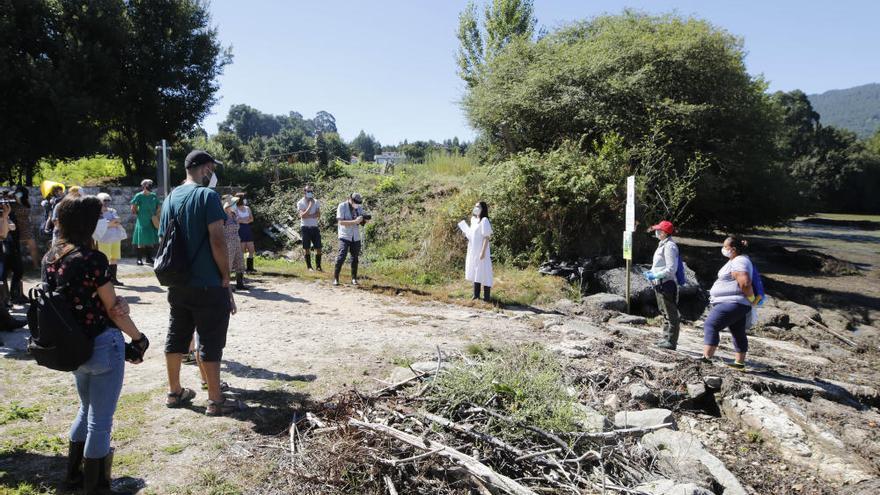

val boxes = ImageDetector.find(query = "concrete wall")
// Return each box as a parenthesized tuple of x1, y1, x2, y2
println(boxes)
(19, 186, 240, 257)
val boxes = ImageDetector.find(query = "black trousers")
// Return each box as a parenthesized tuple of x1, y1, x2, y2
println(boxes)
(334, 239, 361, 279)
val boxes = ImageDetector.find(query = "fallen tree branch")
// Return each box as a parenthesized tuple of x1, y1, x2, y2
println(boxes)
(808, 318, 857, 347)
(464, 406, 571, 454)
(371, 368, 435, 398)
(349, 418, 538, 495)
(567, 423, 673, 441)
(383, 474, 398, 495)
(379, 447, 445, 467)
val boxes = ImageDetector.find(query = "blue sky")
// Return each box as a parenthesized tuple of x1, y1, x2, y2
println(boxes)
(203, 0, 880, 145)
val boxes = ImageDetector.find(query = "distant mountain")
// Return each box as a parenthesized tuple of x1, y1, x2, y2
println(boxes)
(808, 83, 880, 139)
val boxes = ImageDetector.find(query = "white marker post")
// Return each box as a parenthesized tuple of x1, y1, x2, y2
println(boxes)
(624, 175, 636, 313)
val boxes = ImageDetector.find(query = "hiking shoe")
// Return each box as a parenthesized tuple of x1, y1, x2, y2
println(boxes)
(351, 279, 359, 286)
(696, 356, 713, 364)
(332, 279, 339, 286)
(726, 361, 746, 371)
(654, 341, 676, 350)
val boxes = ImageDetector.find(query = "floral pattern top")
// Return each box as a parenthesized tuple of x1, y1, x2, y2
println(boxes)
(41, 246, 112, 339)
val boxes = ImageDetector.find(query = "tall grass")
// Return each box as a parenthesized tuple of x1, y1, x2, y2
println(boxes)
(398, 151, 476, 178)
(34, 155, 125, 186)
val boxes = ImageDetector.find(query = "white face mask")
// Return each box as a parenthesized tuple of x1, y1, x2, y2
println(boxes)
(722, 247, 733, 258)
(207, 172, 217, 188)
(655, 231, 663, 240)
(472, 206, 481, 217)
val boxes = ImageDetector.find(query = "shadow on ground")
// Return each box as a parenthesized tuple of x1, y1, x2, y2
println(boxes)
(0, 452, 145, 494)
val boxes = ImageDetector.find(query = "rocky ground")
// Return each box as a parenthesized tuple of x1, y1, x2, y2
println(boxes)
(0, 216, 878, 494)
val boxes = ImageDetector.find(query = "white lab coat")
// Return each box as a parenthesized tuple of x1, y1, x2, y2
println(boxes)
(462, 216, 493, 287)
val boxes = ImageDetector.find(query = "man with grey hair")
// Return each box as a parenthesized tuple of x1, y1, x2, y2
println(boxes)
(333, 192, 368, 286)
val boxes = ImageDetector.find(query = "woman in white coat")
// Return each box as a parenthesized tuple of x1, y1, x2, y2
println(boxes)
(462, 201, 493, 301)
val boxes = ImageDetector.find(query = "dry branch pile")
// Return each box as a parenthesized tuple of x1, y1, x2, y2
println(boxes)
(274, 349, 675, 495)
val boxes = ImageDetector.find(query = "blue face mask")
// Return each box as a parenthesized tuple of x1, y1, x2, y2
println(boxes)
(305, 192, 314, 199)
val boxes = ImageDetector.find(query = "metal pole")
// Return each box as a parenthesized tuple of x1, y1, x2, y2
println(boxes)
(625, 259, 632, 314)
(161, 139, 169, 198)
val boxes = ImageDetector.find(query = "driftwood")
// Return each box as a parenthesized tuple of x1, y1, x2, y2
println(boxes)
(808, 318, 857, 347)
(349, 418, 539, 495)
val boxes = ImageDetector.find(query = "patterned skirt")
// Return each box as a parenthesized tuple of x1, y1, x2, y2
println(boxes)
(224, 222, 244, 272)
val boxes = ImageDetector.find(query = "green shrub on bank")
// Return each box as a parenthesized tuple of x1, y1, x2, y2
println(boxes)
(33, 155, 125, 186)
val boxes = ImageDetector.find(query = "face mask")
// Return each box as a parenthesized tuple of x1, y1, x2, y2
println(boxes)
(305, 192, 314, 199)
(242, 199, 248, 205)
(655, 231, 663, 240)
(202, 170, 217, 188)
(472, 207, 481, 217)
(722, 247, 733, 258)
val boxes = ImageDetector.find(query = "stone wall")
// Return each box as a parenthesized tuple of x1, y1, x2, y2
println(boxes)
(18, 186, 240, 257)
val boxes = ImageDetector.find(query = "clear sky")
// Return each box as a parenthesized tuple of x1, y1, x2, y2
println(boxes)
(202, 0, 880, 145)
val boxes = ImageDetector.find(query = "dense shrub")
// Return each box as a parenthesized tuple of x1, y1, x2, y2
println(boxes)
(486, 136, 632, 263)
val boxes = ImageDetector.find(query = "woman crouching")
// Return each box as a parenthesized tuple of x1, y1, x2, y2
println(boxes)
(45, 196, 149, 493)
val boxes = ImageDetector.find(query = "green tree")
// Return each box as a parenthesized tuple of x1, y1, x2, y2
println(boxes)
(456, 0, 536, 88)
(218, 104, 282, 142)
(351, 130, 380, 161)
(112, 0, 232, 177)
(322, 132, 350, 162)
(314, 132, 329, 168)
(313, 111, 337, 135)
(463, 12, 788, 231)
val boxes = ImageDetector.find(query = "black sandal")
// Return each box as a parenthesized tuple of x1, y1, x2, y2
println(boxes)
(206, 397, 244, 417)
(166, 387, 196, 408)
(201, 380, 230, 391)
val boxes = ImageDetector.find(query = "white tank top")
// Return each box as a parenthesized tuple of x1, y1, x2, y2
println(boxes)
(236, 206, 251, 220)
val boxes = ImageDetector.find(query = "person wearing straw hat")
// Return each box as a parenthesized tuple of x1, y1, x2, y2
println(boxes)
(646, 220, 681, 350)
(94, 193, 127, 285)
(222, 195, 247, 291)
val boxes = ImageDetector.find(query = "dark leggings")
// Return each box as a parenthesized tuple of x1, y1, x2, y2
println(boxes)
(703, 302, 752, 353)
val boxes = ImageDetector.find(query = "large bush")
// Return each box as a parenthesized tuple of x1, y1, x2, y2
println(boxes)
(486, 136, 632, 262)
(463, 12, 793, 232)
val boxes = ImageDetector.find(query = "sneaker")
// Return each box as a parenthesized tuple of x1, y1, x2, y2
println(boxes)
(332, 279, 339, 286)
(136, 259, 144, 266)
(182, 351, 197, 365)
(696, 356, 713, 364)
(726, 361, 746, 371)
(351, 279, 359, 286)
(308, 268, 315, 272)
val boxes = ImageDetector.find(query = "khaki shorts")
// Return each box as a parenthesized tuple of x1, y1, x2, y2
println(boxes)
(97, 241, 121, 261)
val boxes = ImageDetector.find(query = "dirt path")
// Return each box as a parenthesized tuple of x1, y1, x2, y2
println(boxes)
(0, 268, 550, 494)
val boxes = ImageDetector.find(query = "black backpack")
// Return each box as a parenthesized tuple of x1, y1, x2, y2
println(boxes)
(27, 251, 93, 371)
(153, 188, 206, 287)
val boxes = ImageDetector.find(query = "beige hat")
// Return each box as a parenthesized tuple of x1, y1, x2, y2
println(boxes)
(96, 192, 111, 202)
(222, 196, 239, 210)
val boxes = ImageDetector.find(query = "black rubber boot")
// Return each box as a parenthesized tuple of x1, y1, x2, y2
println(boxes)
(305, 252, 313, 270)
(483, 286, 491, 302)
(246, 257, 255, 273)
(0, 308, 26, 332)
(315, 254, 323, 271)
(64, 441, 86, 490)
(109, 265, 123, 286)
(10, 281, 27, 305)
(135, 247, 144, 266)
(333, 263, 343, 285)
(472, 283, 481, 300)
(83, 450, 113, 495)
(235, 272, 248, 291)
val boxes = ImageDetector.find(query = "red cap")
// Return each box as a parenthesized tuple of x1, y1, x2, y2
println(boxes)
(650, 220, 674, 235)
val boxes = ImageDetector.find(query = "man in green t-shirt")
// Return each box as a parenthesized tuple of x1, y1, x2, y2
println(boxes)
(159, 150, 241, 417)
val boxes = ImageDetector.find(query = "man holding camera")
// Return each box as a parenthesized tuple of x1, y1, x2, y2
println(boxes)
(333, 192, 369, 286)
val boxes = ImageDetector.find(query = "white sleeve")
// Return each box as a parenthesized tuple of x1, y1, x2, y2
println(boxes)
(336, 203, 344, 220)
(480, 218, 492, 237)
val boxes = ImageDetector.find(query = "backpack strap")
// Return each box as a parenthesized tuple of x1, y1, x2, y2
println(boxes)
(169, 186, 210, 266)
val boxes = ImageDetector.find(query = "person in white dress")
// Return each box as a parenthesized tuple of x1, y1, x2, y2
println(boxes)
(460, 201, 493, 301)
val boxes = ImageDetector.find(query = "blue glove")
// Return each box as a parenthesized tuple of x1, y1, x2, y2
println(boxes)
(645, 272, 657, 281)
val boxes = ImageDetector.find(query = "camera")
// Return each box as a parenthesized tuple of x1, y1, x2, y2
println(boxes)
(361, 214, 372, 221)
